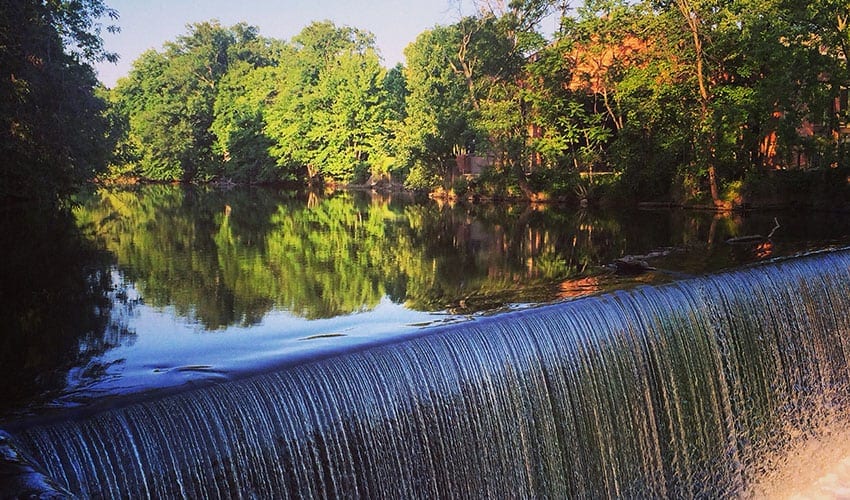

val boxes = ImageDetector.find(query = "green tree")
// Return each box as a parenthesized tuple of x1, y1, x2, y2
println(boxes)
(112, 21, 263, 182)
(772, 0, 850, 163)
(210, 38, 288, 182)
(383, 63, 408, 123)
(264, 21, 393, 184)
(555, 0, 683, 199)
(548, 0, 846, 202)
(0, 0, 118, 204)
(309, 50, 390, 182)
(400, 5, 556, 195)
(460, 15, 533, 196)
(399, 24, 478, 189)
(377, 64, 408, 182)
(652, 0, 845, 199)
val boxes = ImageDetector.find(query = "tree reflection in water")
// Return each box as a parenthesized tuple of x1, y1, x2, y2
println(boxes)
(74, 185, 850, 330)
(0, 205, 135, 418)
(3, 186, 849, 419)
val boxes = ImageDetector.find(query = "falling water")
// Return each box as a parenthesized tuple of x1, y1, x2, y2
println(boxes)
(5, 249, 850, 498)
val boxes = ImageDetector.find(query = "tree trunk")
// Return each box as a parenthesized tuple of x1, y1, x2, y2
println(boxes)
(510, 158, 535, 200)
(677, 0, 722, 206)
(453, 30, 481, 112)
(707, 163, 720, 204)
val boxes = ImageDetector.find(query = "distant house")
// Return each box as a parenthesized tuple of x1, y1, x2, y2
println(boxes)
(565, 34, 649, 95)
(524, 34, 650, 172)
(762, 85, 849, 168)
(454, 153, 494, 178)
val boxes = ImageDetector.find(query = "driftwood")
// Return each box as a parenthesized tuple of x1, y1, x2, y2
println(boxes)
(610, 248, 682, 275)
(613, 256, 656, 274)
(726, 217, 780, 245)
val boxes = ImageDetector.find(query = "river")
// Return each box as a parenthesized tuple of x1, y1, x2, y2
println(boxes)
(2, 184, 849, 423)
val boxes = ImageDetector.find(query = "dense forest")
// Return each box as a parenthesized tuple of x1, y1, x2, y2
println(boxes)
(2, 0, 849, 206)
(0, 0, 118, 204)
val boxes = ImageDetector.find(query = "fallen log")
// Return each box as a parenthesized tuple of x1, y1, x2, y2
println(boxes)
(725, 217, 780, 245)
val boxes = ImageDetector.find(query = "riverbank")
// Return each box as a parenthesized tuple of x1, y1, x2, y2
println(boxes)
(97, 164, 850, 213)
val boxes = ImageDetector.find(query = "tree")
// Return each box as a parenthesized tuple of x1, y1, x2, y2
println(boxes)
(377, 64, 409, 182)
(457, 15, 530, 192)
(112, 21, 263, 182)
(0, 0, 118, 204)
(547, 0, 847, 202)
(668, 0, 724, 204)
(309, 50, 390, 182)
(650, 0, 846, 199)
(383, 63, 408, 123)
(546, 0, 685, 198)
(399, 24, 476, 189)
(264, 21, 392, 184)
(400, 6, 558, 196)
(210, 38, 288, 182)
(774, 0, 850, 162)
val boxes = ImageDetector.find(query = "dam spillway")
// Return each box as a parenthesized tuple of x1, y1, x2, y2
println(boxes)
(4, 249, 850, 497)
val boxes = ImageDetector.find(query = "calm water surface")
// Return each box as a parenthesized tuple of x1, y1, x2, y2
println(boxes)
(2, 184, 849, 422)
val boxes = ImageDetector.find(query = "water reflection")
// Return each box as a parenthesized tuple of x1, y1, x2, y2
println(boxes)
(0, 206, 135, 418)
(4, 185, 850, 420)
(75, 185, 850, 328)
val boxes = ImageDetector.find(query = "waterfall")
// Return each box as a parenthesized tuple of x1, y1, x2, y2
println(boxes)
(6, 249, 850, 498)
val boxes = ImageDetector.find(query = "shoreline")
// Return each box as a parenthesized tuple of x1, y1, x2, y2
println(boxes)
(92, 173, 850, 214)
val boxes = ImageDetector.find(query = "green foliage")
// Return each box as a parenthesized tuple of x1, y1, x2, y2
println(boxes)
(0, 0, 116, 204)
(383, 64, 408, 122)
(398, 24, 476, 186)
(261, 22, 396, 184)
(101, 2, 849, 201)
(739, 166, 850, 209)
(404, 161, 444, 191)
(308, 50, 390, 182)
(551, 0, 850, 202)
(526, 167, 581, 198)
(211, 61, 281, 182)
(398, 13, 538, 193)
(112, 22, 268, 182)
(112, 20, 398, 185)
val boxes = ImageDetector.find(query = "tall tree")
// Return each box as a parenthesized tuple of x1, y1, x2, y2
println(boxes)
(667, 0, 723, 204)
(112, 21, 260, 182)
(0, 0, 118, 204)
(210, 37, 288, 182)
(265, 21, 392, 184)
(401, 5, 554, 195)
(654, 0, 845, 197)
(309, 50, 390, 182)
(399, 24, 476, 189)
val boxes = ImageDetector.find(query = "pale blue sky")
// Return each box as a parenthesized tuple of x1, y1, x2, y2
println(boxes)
(93, 0, 487, 87)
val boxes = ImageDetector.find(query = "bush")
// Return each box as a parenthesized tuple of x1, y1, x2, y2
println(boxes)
(527, 167, 580, 198)
(451, 177, 470, 197)
(403, 161, 441, 191)
(607, 130, 681, 202)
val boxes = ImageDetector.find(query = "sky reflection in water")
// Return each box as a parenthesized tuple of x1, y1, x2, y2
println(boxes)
(2, 184, 850, 421)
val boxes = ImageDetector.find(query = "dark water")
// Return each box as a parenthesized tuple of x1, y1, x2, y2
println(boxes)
(7, 247, 850, 497)
(2, 184, 850, 423)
